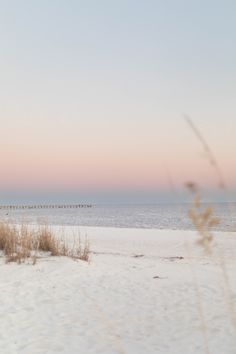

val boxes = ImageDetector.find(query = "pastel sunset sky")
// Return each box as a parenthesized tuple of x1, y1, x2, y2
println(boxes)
(1, 1, 235, 203)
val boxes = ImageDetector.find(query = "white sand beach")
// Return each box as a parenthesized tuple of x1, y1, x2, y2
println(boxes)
(0, 226, 235, 354)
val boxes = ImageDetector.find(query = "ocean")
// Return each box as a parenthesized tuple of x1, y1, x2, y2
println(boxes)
(1, 203, 236, 231)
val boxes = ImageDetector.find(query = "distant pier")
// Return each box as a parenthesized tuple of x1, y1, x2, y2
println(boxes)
(0, 204, 93, 210)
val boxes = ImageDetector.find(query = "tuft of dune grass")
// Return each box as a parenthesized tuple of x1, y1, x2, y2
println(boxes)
(36, 224, 60, 256)
(0, 221, 90, 264)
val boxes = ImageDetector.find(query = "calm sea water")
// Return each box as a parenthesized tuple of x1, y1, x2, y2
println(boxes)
(1, 203, 236, 231)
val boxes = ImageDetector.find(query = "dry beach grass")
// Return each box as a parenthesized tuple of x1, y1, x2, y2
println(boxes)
(184, 117, 236, 353)
(0, 220, 90, 264)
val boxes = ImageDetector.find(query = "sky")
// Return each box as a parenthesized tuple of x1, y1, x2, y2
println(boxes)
(0, 0, 235, 203)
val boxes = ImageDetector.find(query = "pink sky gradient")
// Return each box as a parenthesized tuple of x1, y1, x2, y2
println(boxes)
(1, 1, 236, 201)
(0, 127, 235, 193)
